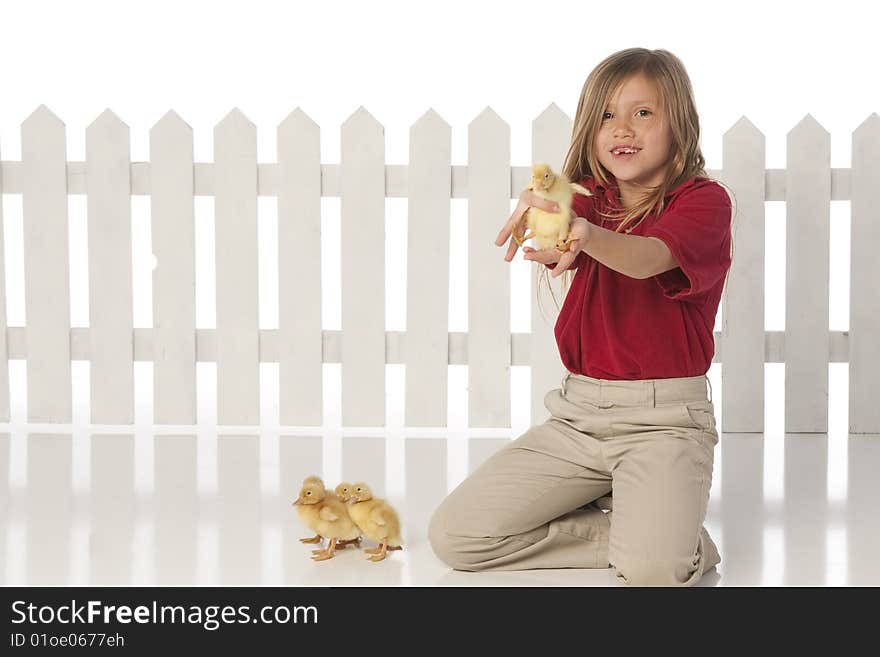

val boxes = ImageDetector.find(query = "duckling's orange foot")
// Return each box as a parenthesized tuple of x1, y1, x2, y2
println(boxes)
(367, 542, 389, 562)
(310, 548, 325, 555)
(388, 545, 403, 551)
(338, 538, 361, 549)
(555, 239, 575, 253)
(364, 547, 382, 555)
(311, 551, 335, 561)
(299, 535, 322, 544)
(514, 231, 535, 246)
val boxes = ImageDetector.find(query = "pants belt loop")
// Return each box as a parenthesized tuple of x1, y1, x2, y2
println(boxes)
(562, 372, 570, 396)
(706, 375, 713, 403)
(648, 380, 656, 407)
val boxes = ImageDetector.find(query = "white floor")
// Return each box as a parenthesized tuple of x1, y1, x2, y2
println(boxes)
(1, 363, 877, 586)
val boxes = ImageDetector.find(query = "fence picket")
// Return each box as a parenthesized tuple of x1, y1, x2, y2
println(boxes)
(0, 139, 8, 422)
(721, 117, 765, 432)
(405, 110, 451, 427)
(151, 111, 197, 424)
(214, 109, 259, 425)
(785, 115, 831, 433)
(849, 114, 880, 434)
(86, 111, 134, 424)
(278, 109, 323, 426)
(22, 106, 72, 422)
(340, 107, 385, 427)
(468, 108, 510, 427)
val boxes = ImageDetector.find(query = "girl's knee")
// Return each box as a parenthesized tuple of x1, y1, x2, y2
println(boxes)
(615, 556, 701, 587)
(428, 509, 480, 571)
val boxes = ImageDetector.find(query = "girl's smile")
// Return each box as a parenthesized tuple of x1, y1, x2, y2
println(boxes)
(595, 72, 672, 208)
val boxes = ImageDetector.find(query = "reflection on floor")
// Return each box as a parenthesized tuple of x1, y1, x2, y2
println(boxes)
(0, 427, 877, 587)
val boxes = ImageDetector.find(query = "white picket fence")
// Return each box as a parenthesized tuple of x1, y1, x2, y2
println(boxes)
(0, 104, 878, 435)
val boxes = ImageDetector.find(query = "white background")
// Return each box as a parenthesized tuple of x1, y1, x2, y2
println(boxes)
(0, 0, 874, 428)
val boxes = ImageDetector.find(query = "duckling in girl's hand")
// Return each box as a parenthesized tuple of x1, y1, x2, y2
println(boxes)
(293, 479, 361, 561)
(515, 163, 593, 252)
(347, 482, 404, 562)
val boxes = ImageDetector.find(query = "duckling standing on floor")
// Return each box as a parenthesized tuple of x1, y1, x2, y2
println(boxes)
(293, 475, 329, 544)
(293, 480, 361, 561)
(347, 482, 404, 562)
(333, 482, 362, 549)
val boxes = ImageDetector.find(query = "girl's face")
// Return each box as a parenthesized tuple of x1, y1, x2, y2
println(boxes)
(594, 73, 673, 208)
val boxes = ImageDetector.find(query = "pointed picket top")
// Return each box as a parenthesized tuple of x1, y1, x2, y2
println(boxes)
(469, 105, 505, 130)
(21, 105, 66, 156)
(341, 105, 383, 134)
(214, 107, 256, 135)
(534, 102, 570, 127)
(151, 109, 192, 140)
(853, 112, 880, 140)
(411, 108, 450, 133)
(852, 112, 880, 168)
(86, 108, 129, 137)
(724, 115, 762, 140)
(279, 107, 319, 133)
(22, 104, 64, 131)
(787, 113, 828, 140)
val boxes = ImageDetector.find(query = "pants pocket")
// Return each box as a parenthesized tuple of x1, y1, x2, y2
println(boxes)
(679, 401, 719, 446)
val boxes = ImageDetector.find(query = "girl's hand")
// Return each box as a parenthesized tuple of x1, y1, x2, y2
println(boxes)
(495, 188, 560, 262)
(524, 216, 591, 277)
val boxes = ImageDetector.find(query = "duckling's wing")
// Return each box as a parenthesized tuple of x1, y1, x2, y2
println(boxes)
(370, 507, 387, 526)
(569, 182, 593, 197)
(319, 506, 338, 522)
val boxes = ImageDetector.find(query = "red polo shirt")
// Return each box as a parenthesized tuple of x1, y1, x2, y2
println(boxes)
(546, 173, 732, 379)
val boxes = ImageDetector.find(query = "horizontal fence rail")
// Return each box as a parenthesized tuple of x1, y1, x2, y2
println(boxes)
(0, 105, 878, 434)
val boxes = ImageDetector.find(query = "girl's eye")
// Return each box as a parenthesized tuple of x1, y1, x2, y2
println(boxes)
(602, 109, 652, 120)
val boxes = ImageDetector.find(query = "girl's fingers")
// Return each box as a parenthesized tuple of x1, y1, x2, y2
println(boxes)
(551, 252, 575, 277)
(496, 199, 528, 246)
(524, 190, 560, 213)
(504, 236, 519, 261)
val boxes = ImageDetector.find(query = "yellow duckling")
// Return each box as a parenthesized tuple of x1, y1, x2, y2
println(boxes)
(293, 475, 328, 544)
(332, 482, 362, 549)
(515, 163, 593, 252)
(293, 480, 361, 561)
(347, 482, 404, 562)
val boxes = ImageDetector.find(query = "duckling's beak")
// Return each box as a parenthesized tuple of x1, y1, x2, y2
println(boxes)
(292, 499, 300, 506)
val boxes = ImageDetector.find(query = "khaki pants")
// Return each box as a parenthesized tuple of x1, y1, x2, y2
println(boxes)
(428, 372, 721, 586)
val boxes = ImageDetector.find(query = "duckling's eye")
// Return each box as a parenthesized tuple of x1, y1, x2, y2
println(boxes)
(306, 491, 312, 496)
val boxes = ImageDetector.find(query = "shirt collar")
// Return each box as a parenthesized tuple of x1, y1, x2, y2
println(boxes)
(588, 174, 701, 208)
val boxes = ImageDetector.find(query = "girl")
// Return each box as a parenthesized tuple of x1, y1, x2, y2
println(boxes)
(428, 48, 736, 586)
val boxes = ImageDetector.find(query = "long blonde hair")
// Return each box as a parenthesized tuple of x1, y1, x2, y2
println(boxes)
(535, 47, 737, 323)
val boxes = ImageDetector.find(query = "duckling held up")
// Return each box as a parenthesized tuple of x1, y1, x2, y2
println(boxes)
(347, 482, 404, 563)
(515, 163, 593, 253)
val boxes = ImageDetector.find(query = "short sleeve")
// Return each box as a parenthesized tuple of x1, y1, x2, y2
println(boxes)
(643, 182, 732, 302)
